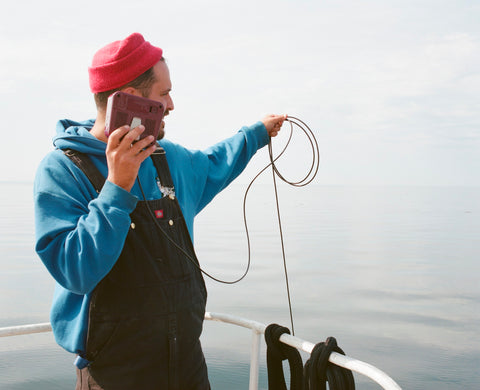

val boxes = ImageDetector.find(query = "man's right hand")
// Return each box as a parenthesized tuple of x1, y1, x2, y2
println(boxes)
(105, 125, 157, 192)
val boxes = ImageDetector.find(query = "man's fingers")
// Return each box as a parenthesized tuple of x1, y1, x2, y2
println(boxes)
(131, 135, 156, 155)
(107, 125, 131, 146)
(121, 125, 145, 146)
(108, 125, 154, 151)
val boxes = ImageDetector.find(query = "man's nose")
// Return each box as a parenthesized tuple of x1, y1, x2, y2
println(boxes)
(167, 95, 174, 112)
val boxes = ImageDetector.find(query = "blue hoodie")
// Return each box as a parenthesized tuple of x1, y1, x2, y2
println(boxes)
(34, 118, 269, 355)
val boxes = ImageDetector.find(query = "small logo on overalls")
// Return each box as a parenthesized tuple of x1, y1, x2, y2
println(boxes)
(155, 209, 164, 218)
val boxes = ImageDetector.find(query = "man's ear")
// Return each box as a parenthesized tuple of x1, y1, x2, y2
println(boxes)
(121, 87, 141, 96)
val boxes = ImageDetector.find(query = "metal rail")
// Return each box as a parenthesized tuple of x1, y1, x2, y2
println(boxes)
(205, 312, 401, 390)
(0, 322, 52, 337)
(1, 312, 401, 390)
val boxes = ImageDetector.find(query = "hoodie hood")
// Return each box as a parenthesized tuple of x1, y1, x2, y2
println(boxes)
(53, 119, 107, 156)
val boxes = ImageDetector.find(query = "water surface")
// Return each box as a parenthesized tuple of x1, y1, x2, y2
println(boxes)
(1, 182, 479, 389)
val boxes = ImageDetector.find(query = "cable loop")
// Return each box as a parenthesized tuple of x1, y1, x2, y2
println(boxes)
(268, 116, 320, 188)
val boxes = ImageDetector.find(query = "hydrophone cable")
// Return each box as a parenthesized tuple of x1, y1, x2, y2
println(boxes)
(139, 116, 321, 326)
(264, 116, 320, 335)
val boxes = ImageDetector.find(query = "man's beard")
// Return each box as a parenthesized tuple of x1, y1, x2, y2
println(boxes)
(157, 110, 169, 140)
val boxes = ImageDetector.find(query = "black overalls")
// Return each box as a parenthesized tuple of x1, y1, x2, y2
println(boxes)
(65, 148, 210, 390)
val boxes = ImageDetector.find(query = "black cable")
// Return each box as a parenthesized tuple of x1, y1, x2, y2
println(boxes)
(138, 115, 320, 306)
(137, 175, 246, 284)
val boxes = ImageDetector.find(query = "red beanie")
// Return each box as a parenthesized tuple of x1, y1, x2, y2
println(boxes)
(88, 33, 163, 93)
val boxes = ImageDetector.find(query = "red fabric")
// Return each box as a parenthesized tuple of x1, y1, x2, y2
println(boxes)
(88, 33, 163, 93)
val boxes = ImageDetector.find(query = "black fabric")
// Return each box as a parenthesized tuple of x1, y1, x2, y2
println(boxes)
(265, 324, 304, 390)
(150, 147, 174, 189)
(64, 149, 209, 390)
(303, 337, 355, 390)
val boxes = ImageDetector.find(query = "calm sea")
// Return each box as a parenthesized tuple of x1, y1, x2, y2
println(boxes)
(0, 181, 479, 389)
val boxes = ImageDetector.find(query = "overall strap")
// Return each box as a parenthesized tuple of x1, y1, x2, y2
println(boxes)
(150, 147, 176, 197)
(63, 149, 106, 193)
(64, 147, 175, 197)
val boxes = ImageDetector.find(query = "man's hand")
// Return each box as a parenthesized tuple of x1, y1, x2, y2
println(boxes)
(262, 114, 287, 137)
(105, 125, 157, 192)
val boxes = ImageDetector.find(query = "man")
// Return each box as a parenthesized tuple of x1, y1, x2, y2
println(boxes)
(34, 32, 285, 389)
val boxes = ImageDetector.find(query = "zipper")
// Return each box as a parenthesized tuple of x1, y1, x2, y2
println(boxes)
(168, 313, 178, 390)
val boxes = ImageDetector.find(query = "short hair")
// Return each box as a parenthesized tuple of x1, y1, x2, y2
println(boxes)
(93, 58, 164, 111)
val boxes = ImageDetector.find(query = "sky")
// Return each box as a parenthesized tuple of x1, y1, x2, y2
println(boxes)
(0, 0, 479, 186)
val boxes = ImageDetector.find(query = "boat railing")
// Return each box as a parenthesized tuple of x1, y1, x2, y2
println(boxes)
(0, 311, 402, 390)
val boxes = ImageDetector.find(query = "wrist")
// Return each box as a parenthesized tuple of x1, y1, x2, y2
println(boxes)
(101, 180, 139, 212)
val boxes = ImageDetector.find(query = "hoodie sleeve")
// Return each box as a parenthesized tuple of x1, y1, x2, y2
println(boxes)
(197, 121, 270, 211)
(165, 121, 270, 227)
(34, 150, 138, 295)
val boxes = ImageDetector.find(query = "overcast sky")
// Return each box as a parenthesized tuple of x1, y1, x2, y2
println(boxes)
(1, 0, 479, 186)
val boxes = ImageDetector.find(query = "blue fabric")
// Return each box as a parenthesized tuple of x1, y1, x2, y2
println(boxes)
(34, 118, 269, 354)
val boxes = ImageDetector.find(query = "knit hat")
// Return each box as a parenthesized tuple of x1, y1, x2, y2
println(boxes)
(88, 33, 163, 93)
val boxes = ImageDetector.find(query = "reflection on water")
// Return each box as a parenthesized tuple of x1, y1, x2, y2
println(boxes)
(0, 333, 74, 390)
(1, 183, 479, 389)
